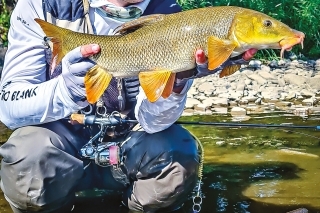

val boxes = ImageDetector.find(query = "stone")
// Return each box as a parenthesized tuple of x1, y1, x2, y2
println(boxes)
(302, 98, 316, 106)
(258, 70, 277, 80)
(242, 96, 258, 102)
(212, 107, 228, 114)
(275, 101, 292, 107)
(185, 98, 201, 109)
(307, 78, 320, 90)
(247, 73, 267, 85)
(212, 97, 229, 107)
(198, 82, 214, 93)
(202, 98, 215, 108)
(255, 98, 262, 105)
(230, 107, 246, 116)
(300, 89, 314, 97)
(194, 103, 208, 111)
(308, 107, 320, 114)
(285, 92, 296, 100)
(182, 109, 194, 116)
(278, 76, 286, 87)
(283, 74, 307, 86)
(216, 141, 226, 146)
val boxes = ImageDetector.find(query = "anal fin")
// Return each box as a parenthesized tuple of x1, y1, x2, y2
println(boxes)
(161, 73, 176, 99)
(84, 65, 112, 104)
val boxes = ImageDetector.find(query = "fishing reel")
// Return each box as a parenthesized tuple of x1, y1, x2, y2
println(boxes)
(79, 141, 119, 167)
(70, 111, 138, 167)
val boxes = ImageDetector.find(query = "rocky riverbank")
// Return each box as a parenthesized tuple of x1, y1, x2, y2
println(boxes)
(183, 57, 320, 118)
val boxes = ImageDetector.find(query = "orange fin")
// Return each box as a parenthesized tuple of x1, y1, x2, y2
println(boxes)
(139, 70, 173, 103)
(219, 65, 241, 78)
(84, 65, 112, 104)
(208, 36, 237, 70)
(114, 14, 165, 35)
(161, 73, 176, 99)
(34, 18, 70, 66)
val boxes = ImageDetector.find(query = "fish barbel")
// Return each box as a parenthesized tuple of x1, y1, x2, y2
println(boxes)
(35, 6, 305, 103)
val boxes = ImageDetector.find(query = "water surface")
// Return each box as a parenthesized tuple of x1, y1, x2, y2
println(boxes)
(1, 113, 320, 213)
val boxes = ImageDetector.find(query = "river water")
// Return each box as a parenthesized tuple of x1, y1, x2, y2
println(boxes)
(1, 112, 320, 213)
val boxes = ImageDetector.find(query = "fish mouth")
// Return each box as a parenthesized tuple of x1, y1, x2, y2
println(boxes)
(279, 30, 305, 58)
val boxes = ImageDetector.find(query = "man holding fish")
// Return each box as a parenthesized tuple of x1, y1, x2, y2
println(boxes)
(0, 0, 304, 212)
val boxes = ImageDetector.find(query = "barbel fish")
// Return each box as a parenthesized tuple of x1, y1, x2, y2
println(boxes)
(35, 6, 305, 103)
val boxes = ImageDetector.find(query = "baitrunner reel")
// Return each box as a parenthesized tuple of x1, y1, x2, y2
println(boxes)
(79, 141, 119, 167)
(70, 112, 137, 167)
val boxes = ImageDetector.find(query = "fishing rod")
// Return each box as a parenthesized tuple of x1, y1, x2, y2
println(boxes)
(69, 113, 320, 130)
(175, 121, 320, 130)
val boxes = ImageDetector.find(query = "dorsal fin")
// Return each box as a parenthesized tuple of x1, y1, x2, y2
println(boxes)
(114, 14, 165, 35)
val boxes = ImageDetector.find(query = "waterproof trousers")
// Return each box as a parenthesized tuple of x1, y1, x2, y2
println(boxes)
(0, 120, 200, 213)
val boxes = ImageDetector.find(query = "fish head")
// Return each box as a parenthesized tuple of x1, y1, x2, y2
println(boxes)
(233, 10, 305, 58)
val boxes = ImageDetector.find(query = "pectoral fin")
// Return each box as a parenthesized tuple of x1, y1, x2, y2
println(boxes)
(219, 64, 241, 78)
(84, 65, 112, 104)
(208, 36, 237, 70)
(139, 70, 174, 102)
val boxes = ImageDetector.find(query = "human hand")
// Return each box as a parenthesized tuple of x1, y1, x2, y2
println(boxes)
(61, 44, 100, 102)
(174, 48, 258, 88)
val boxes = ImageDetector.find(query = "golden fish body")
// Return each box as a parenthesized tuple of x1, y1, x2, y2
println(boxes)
(35, 6, 305, 103)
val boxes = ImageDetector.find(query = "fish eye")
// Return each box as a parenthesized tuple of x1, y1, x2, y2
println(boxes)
(264, 20, 272, 27)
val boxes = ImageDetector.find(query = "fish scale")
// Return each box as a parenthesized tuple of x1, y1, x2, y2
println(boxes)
(35, 6, 304, 103)
(63, 7, 243, 77)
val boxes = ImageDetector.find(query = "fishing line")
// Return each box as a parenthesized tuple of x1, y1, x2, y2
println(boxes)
(175, 121, 320, 141)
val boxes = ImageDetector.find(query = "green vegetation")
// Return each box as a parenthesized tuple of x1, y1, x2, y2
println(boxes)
(177, 0, 320, 59)
(0, 0, 11, 47)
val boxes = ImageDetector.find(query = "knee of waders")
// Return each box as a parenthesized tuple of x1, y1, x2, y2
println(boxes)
(0, 126, 84, 212)
(121, 124, 200, 212)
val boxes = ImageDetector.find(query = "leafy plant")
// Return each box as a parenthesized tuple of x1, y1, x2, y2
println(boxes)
(0, 0, 11, 47)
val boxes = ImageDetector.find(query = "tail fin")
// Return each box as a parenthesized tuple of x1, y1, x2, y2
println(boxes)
(35, 18, 68, 66)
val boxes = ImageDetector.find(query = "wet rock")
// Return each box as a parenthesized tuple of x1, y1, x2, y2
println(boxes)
(216, 141, 226, 146)
(248, 59, 262, 70)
